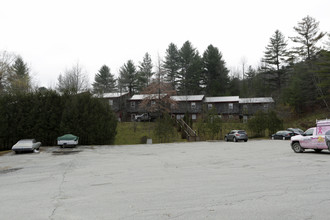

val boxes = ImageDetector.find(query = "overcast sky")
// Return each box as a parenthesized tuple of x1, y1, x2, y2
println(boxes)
(1, 0, 329, 88)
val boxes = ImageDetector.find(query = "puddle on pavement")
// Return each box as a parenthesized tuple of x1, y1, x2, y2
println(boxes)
(0, 167, 23, 174)
(52, 150, 81, 155)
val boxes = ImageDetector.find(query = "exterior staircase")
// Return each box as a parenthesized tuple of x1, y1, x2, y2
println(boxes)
(176, 119, 199, 141)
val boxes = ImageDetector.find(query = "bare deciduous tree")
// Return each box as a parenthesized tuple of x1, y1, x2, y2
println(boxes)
(139, 55, 177, 114)
(0, 51, 16, 94)
(57, 62, 89, 94)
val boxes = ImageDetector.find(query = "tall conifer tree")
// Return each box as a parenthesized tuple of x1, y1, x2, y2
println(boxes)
(202, 45, 229, 96)
(178, 41, 202, 95)
(118, 60, 137, 95)
(163, 43, 180, 89)
(290, 15, 326, 61)
(262, 30, 288, 92)
(93, 65, 116, 95)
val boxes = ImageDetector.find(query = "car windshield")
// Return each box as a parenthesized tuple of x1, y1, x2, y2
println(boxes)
(238, 131, 246, 134)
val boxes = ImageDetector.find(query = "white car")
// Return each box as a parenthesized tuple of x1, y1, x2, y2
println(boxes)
(12, 139, 41, 153)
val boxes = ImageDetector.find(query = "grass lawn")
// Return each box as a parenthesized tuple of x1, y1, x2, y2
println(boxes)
(114, 122, 186, 145)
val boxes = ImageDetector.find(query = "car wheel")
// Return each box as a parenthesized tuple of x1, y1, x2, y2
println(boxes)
(224, 137, 228, 142)
(282, 137, 285, 140)
(314, 149, 322, 153)
(272, 136, 274, 140)
(244, 139, 248, 142)
(292, 142, 303, 153)
(233, 137, 238, 142)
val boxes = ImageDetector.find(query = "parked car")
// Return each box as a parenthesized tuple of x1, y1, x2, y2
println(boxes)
(224, 130, 248, 142)
(134, 113, 151, 122)
(57, 134, 79, 148)
(271, 130, 296, 140)
(291, 119, 330, 153)
(12, 139, 41, 153)
(287, 128, 304, 135)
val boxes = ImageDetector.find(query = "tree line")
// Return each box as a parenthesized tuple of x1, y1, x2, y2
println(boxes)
(52, 15, 330, 114)
(1, 15, 329, 114)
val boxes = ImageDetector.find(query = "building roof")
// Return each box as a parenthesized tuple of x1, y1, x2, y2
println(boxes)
(130, 94, 167, 101)
(239, 97, 274, 104)
(205, 96, 239, 103)
(170, 95, 204, 102)
(102, 92, 129, 98)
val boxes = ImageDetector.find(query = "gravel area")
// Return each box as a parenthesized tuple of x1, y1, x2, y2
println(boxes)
(1, 140, 330, 220)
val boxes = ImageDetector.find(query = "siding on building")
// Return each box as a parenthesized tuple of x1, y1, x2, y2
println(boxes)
(102, 93, 275, 121)
(101, 92, 130, 121)
(204, 96, 240, 118)
(239, 97, 275, 116)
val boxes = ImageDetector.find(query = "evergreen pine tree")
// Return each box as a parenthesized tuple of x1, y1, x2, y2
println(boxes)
(262, 30, 288, 93)
(92, 65, 116, 95)
(7, 56, 31, 94)
(178, 41, 202, 95)
(163, 43, 180, 89)
(290, 15, 326, 61)
(136, 53, 154, 92)
(202, 45, 229, 96)
(118, 60, 137, 95)
(263, 30, 288, 71)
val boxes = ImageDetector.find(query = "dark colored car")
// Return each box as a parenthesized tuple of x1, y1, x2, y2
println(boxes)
(272, 130, 296, 140)
(287, 128, 304, 135)
(224, 130, 248, 142)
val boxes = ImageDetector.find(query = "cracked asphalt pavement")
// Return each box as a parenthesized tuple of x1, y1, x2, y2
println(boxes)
(1, 140, 330, 220)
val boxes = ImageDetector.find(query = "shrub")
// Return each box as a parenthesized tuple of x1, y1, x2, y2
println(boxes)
(0, 91, 117, 150)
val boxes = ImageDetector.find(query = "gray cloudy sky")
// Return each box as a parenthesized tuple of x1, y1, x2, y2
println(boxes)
(1, 0, 329, 87)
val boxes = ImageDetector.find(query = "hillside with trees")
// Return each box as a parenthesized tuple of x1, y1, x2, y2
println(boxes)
(90, 16, 329, 115)
(0, 15, 329, 148)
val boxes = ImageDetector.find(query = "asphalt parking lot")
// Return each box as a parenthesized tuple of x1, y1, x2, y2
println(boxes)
(1, 140, 330, 220)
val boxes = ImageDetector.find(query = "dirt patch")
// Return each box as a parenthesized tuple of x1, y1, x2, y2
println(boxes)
(0, 150, 11, 156)
(0, 167, 23, 174)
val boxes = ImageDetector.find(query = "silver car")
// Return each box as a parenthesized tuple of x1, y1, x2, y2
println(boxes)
(12, 139, 41, 153)
(224, 130, 248, 142)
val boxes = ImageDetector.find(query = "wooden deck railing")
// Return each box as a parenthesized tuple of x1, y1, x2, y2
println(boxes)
(176, 119, 199, 141)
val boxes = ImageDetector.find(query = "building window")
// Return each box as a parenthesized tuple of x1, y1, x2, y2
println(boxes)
(208, 104, 213, 109)
(243, 104, 248, 110)
(229, 103, 233, 110)
(191, 102, 196, 109)
(192, 114, 197, 120)
(109, 99, 113, 106)
(151, 101, 156, 105)
(131, 102, 135, 108)
(264, 104, 269, 110)
(243, 115, 248, 123)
